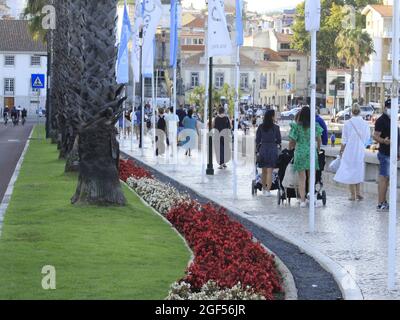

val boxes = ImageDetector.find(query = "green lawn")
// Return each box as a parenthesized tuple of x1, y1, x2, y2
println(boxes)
(0, 127, 190, 299)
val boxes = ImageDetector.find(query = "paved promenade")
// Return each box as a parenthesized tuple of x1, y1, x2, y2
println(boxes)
(120, 134, 400, 300)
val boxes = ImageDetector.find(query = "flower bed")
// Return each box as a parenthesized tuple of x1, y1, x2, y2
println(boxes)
(119, 159, 283, 300)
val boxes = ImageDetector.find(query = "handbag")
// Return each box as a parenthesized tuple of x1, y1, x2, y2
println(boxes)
(282, 161, 298, 188)
(329, 156, 341, 173)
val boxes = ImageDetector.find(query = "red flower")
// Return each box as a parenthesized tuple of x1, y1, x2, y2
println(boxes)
(167, 201, 283, 300)
(119, 159, 152, 181)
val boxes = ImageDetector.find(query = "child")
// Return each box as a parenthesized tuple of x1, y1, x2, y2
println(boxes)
(330, 133, 336, 148)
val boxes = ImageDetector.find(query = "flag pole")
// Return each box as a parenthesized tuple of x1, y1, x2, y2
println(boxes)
(388, 0, 399, 291)
(309, 29, 317, 233)
(152, 66, 156, 156)
(233, 0, 243, 199)
(305, 0, 320, 233)
(131, 81, 135, 151)
(233, 45, 240, 199)
(173, 66, 178, 171)
(202, 54, 210, 184)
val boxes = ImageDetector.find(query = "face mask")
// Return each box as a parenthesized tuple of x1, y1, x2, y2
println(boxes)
(385, 108, 392, 118)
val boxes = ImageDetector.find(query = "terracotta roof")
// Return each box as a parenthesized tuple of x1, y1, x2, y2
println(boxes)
(363, 5, 392, 17)
(183, 16, 205, 29)
(263, 48, 285, 62)
(371, 5, 392, 17)
(0, 20, 46, 52)
(274, 32, 293, 43)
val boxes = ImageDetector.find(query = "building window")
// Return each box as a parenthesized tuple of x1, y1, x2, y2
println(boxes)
(31, 56, 41, 66)
(240, 73, 249, 89)
(4, 78, 15, 95)
(215, 72, 224, 88)
(191, 72, 199, 88)
(198, 38, 204, 45)
(4, 55, 15, 66)
(280, 43, 290, 50)
(260, 74, 267, 89)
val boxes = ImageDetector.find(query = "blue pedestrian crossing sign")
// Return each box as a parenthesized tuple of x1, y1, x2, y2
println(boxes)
(31, 74, 45, 89)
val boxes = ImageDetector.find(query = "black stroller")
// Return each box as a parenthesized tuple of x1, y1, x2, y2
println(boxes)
(251, 144, 282, 204)
(276, 149, 327, 206)
(314, 149, 327, 206)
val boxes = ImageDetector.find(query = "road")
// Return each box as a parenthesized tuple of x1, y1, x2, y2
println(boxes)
(0, 122, 33, 201)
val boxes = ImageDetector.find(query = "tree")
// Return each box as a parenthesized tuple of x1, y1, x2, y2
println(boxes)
(188, 86, 206, 115)
(292, 1, 345, 68)
(219, 84, 236, 117)
(336, 27, 374, 101)
(71, 0, 126, 206)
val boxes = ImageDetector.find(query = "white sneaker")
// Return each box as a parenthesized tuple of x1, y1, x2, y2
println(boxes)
(300, 202, 307, 208)
(262, 190, 272, 197)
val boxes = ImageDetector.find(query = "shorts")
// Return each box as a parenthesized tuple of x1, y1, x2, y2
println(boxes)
(378, 152, 390, 177)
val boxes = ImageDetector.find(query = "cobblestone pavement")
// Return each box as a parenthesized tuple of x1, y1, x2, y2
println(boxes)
(120, 135, 400, 300)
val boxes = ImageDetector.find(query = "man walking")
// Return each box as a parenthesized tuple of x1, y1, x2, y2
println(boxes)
(374, 100, 399, 212)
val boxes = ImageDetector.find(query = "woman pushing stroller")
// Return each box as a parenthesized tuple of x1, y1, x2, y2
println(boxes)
(256, 110, 282, 197)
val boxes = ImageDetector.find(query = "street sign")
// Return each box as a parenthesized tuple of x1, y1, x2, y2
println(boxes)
(31, 74, 45, 89)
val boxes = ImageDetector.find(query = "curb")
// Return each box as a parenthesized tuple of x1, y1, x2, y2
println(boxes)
(122, 152, 364, 300)
(0, 128, 33, 238)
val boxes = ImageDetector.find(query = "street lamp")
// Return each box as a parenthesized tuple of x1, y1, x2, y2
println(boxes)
(252, 78, 256, 107)
(206, 56, 214, 175)
(205, 0, 214, 176)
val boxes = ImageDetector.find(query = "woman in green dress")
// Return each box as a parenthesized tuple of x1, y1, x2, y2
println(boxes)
(288, 106, 323, 208)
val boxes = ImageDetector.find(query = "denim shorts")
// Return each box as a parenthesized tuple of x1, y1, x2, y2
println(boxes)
(378, 152, 390, 177)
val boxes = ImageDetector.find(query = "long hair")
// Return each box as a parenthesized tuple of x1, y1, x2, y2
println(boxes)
(262, 110, 275, 131)
(298, 106, 310, 128)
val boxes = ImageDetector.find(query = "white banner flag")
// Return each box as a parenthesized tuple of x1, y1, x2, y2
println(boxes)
(142, 0, 162, 72)
(132, 0, 143, 83)
(142, 42, 154, 77)
(207, 0, 232, 58)
(305, 0, 321, 31)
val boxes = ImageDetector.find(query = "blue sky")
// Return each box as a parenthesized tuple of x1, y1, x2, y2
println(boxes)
(182, 0, 303, 13)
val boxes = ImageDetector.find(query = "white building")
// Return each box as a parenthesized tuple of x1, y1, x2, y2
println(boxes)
(361, 2, 393, 109)
(0, 20, 47, 115)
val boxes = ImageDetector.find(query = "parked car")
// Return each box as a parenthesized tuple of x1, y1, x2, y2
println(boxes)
(280, 107, 302, 120)
(360, 105, 375, 120)
(334, 107, 352, 122)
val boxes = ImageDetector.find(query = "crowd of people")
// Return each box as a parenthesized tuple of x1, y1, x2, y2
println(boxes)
(119, 100, 398, 212)
(2, 106, 28, 127)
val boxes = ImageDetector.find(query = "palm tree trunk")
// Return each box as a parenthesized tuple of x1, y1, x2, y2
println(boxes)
(71, 0, 126, 206)
(358, 67, 362, 103)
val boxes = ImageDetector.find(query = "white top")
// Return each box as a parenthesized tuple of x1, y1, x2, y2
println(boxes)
(164, 113, 179, 135)
(334, 116, 371, 185)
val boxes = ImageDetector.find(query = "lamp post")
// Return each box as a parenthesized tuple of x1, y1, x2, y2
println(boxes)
(252, 78, 256, 107)
(206, 56, 214, 175)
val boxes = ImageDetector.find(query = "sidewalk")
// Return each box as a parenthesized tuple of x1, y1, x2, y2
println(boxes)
(120, 135, 400, 300)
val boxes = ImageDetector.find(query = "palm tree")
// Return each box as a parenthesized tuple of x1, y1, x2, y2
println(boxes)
(71, 0, 126, 205)
(336, 27, 375, 101)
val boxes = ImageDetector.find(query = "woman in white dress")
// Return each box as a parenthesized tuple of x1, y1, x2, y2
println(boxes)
(334, 104, 371, 201)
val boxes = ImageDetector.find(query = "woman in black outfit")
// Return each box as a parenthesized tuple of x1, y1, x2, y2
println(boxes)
(255, 110, 282, 197)
(213, 107, 232, 169)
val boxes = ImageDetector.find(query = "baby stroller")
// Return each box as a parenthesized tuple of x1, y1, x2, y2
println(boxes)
(277, 149, 298, 205)
(313, 149, 327, 206)
(251, 144, 282, 204)
(277, 149, 327, 206)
